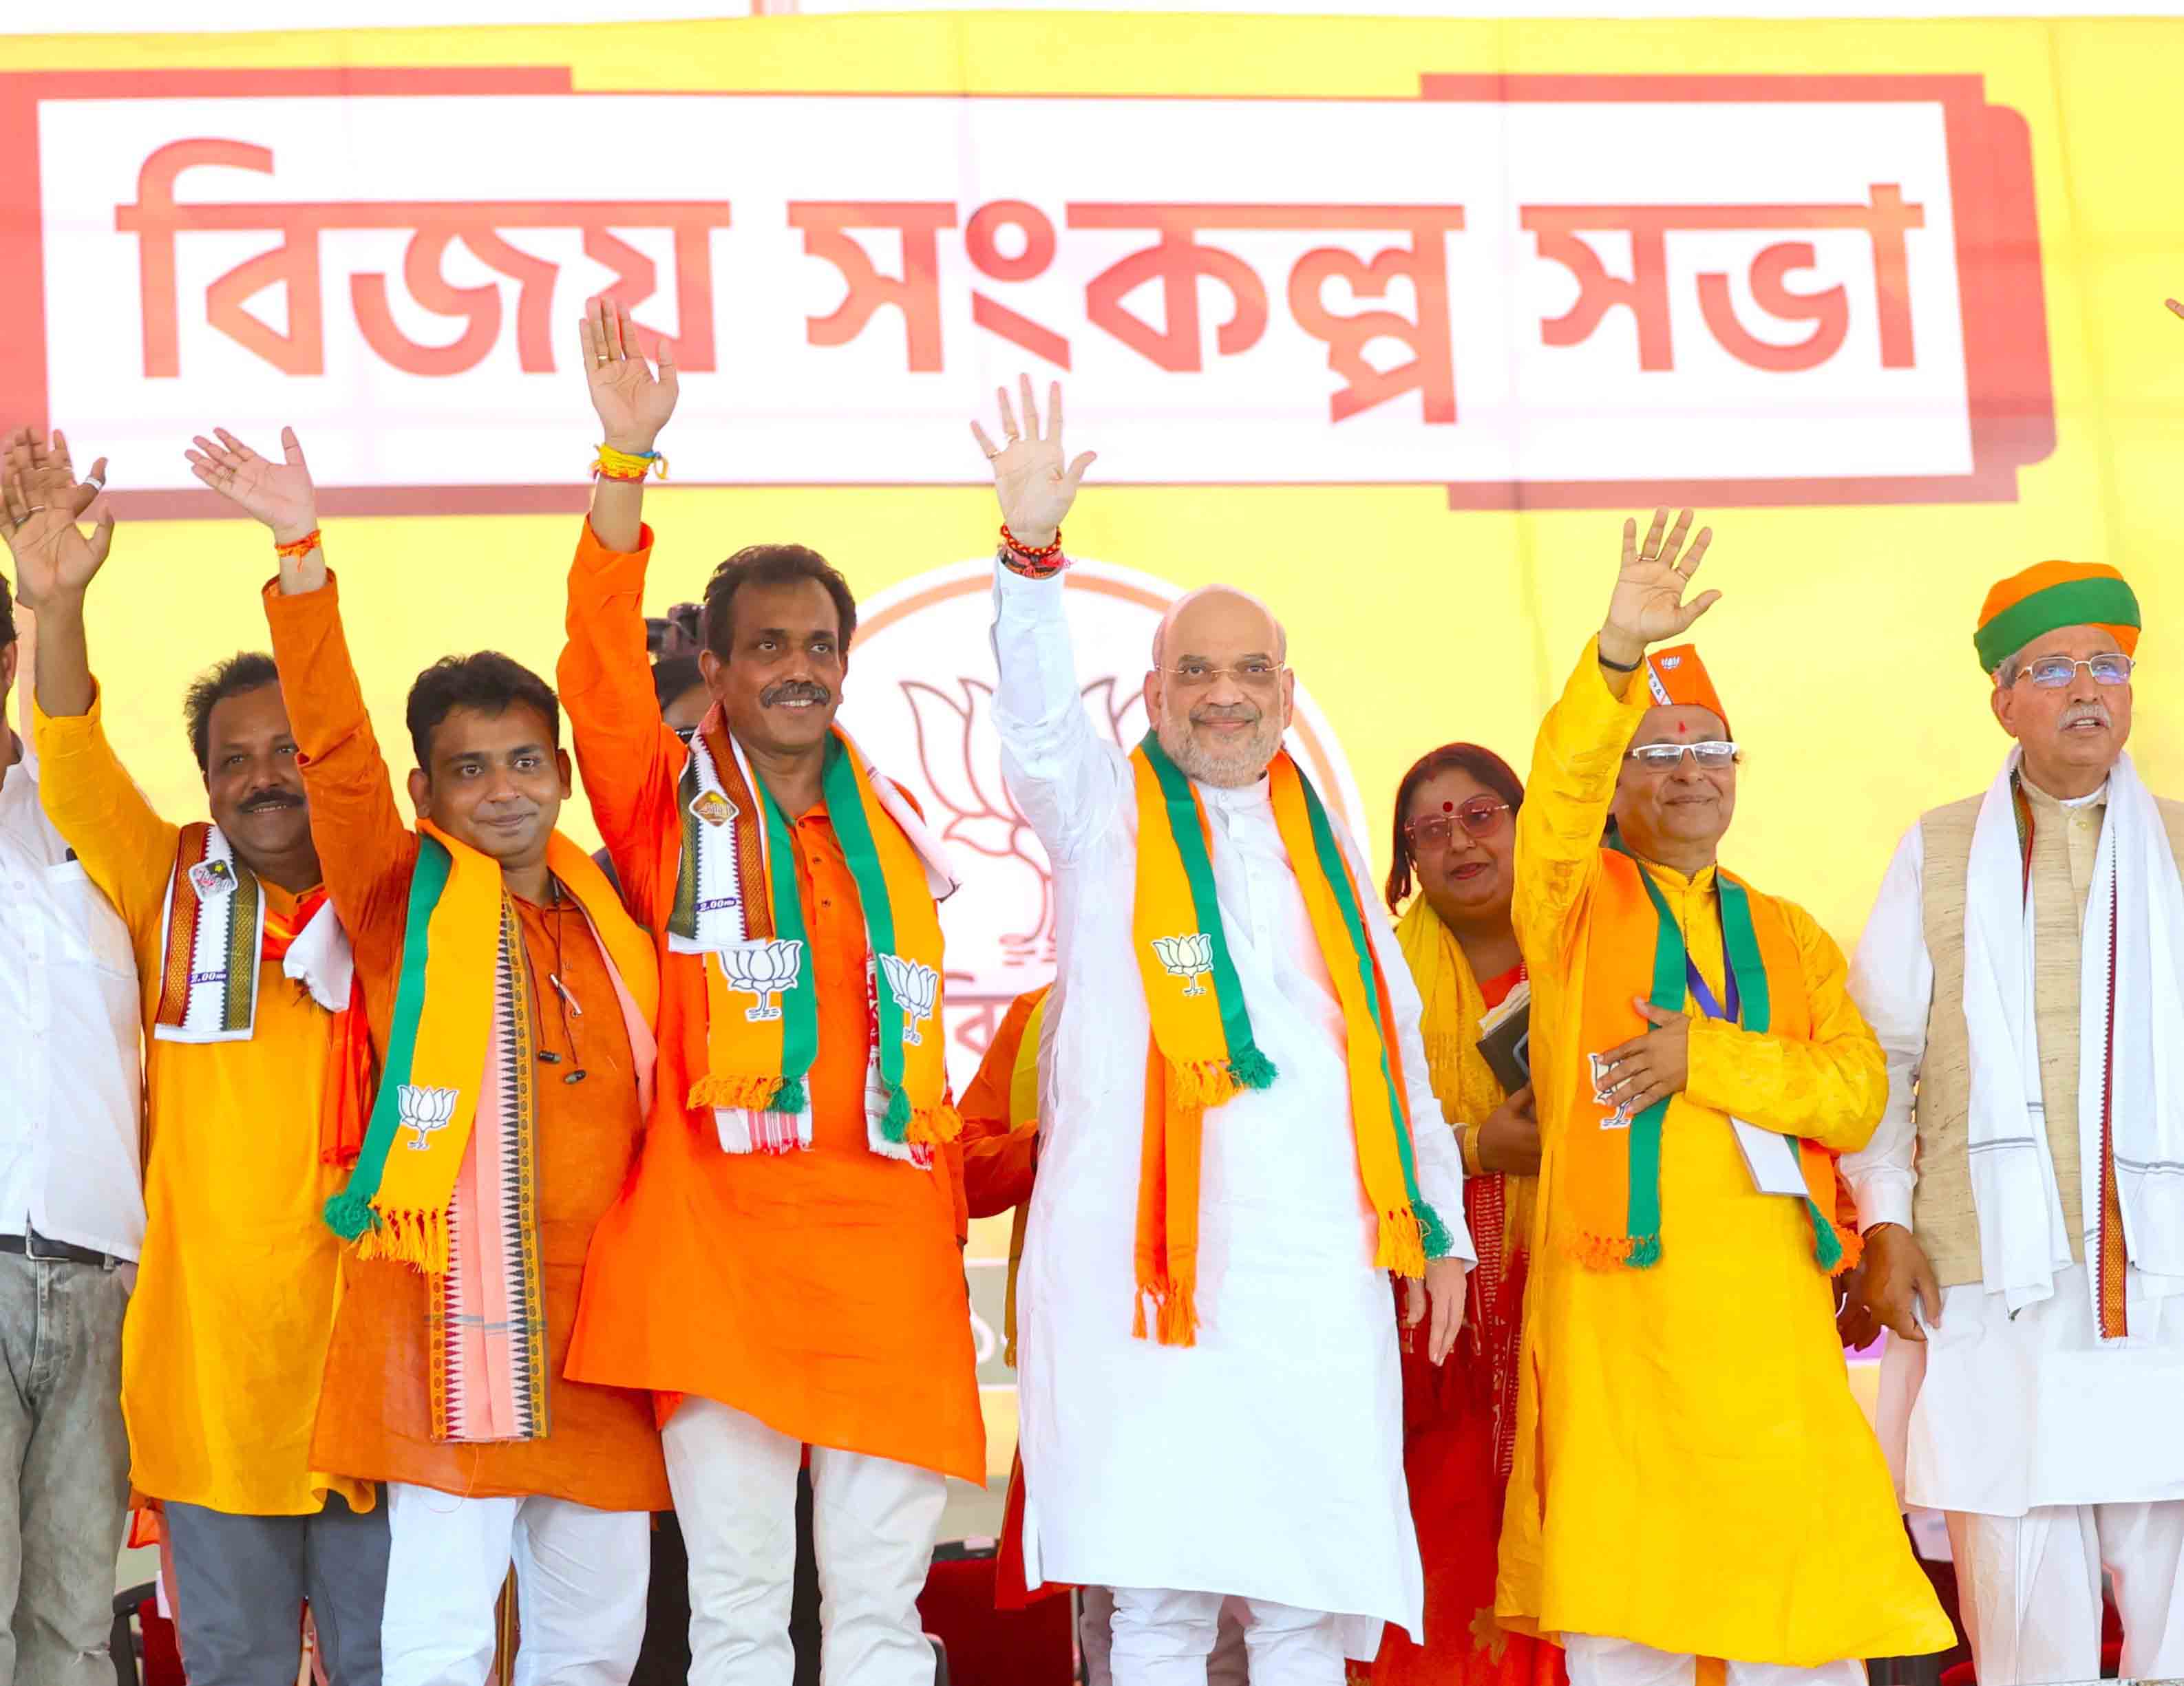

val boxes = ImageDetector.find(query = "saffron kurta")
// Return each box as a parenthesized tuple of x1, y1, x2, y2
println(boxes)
(991, 564, 1471, 1659)
(1496, 643, 1951, 1665)
(264, 575, 668, 1512)
(555, 521, 984, 1485)
(32, 687, 366, 1519)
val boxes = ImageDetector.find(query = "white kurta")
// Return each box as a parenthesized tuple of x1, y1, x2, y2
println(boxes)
(989, 564, 1471, 1656)
(1845, 817, 2184, 1517)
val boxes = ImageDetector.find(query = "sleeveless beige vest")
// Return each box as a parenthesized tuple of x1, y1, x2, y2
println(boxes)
(1914, 787, 2184, 1288)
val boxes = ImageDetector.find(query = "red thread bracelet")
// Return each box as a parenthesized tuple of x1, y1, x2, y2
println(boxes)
(1000, 522, 1063, 561)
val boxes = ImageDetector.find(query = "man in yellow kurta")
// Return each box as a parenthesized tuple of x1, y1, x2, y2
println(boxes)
(6, 429, 385, 1683)
(1496, 509, 1951, 1686)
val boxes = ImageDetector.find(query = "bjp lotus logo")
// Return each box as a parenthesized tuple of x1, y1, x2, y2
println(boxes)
(1152, 932, 1215, 997)
(900, 673, 1145, 971)
(720, 939, 805, 1023)
(396, 1084, 459, 1151)
(878, 954, 942, 1045)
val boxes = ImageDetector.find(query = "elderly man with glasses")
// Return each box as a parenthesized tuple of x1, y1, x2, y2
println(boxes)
(1843, 561, 2184, 1685)
(1495, 509, 1951, 1686)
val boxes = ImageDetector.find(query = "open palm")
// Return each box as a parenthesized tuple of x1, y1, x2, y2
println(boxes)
(1604, 507, 1719, 647)
(1, 429, 112, 610)
(185, 427, 317, 539)
(581, 295, 678, 449)
(971, 376, 1096, 544)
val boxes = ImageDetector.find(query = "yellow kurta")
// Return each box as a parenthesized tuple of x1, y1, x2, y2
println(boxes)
(1495, 644, 1951, 1666)
(34, 688, 365, 1518)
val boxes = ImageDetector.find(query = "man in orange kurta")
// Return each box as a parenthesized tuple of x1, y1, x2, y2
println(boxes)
(189, 422, 669, 1685)
(558, 299, 980, 1686)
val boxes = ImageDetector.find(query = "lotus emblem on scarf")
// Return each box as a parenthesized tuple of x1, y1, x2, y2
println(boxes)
(721, 939, 805, 1023)
(396, 1084, 458, 1151)
(1152, 932, 1216, 997)
(878, 954, 942, 1045)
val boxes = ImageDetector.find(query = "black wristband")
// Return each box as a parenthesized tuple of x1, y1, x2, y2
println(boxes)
(1596, 648, 1642, 673)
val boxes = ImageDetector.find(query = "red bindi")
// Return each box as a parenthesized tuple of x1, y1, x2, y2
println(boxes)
(1675, 721, 1688, 735)
(1441, 800, 1454, 812)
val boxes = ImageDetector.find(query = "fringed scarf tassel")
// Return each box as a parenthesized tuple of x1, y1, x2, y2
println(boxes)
(688, 1071, 803, 1114)
(1132, 1273, 1200, 1348)
(352, 1205, 451, 1275)
(1571, 1229, 1662, 1270)
(1807, 1199, 1859, 1276)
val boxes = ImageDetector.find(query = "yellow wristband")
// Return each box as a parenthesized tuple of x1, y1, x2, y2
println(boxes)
(593, 443, 668, 482)
(1460, 1122, 1485, 1177)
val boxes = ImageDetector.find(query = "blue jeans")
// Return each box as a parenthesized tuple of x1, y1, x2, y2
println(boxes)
(0, 1250, 131, 1686)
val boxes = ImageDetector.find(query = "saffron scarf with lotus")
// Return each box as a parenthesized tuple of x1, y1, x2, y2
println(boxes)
(324, 822, 658, 1442)
(669, 716, 957, 1162)
(1130, 734, 1452, 1346)
(1567, 840, 1856, 1274)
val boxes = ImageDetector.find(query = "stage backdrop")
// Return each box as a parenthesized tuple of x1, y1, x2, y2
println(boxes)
(8, 12, 2184, 1492)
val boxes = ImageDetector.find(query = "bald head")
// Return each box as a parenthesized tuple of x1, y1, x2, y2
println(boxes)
(1146, 584, 1295, 788)
(1152, 586, 1288, 670)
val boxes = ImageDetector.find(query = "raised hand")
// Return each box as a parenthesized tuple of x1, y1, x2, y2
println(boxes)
(1600, 506, 1718, 667)
(1, 427, 114, 610)
(580, 295, 677, 452)
(970, 376, 1096, 548)
(185, 427, 318, 544)
(2170, 298, 2184, 323)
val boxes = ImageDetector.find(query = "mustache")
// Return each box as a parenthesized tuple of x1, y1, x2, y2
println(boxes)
(2062, 699, 2112, 728)
(239, 788, 304, 813)
(1190, 703, 1261, 725)
(761, 681, 833, 707)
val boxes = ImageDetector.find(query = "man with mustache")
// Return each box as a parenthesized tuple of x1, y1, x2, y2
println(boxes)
(1494, 510, 1951, 1685)
(184, 423, 670, 1685)
(554, 299, 980, 1686)
(1844, 562, 2184, 1683)
(4, 426, 388, 1685)
(975, 376, 1474, 1686)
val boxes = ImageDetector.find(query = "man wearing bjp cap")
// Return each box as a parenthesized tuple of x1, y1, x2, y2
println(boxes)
(1496, 509, 1951, 1686)
(1844, 561, 2184, 1683)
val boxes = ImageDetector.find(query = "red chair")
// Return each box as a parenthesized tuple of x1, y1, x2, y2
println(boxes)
(918, 1544, 1074, 1686)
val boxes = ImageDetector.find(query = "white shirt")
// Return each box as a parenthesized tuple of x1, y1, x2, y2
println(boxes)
(990, 565, 1468, 1652)
(1848, 802, 2184, 1515)
(0, 734, 145, 1260)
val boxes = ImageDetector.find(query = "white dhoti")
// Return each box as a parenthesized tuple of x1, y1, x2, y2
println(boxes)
(1876, 1265, 2184, 1685)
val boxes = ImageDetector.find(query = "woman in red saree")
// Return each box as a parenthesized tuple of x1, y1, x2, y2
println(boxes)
(1370, 745, 1564, 1686)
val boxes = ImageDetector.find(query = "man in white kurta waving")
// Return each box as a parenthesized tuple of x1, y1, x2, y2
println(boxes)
(972, 377, 1474, 1686)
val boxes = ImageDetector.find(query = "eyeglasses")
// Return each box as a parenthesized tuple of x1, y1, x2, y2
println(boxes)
(1625, 740, 1741, 771)
(1160, 660, 1288, 692)
(2011, 653, 2135, 689)
(1403, 798, 1511, 851)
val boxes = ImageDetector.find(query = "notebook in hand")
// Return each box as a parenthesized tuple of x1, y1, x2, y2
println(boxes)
(1475, 980, 1531, 1096)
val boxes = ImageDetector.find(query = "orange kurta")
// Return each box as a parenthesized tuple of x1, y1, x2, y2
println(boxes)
(264, 575, 668, 1512)
(958, 988, 1043, 1221)
(557, 521, 984, 1484)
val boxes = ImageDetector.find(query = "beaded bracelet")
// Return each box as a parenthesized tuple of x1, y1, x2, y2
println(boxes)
(594, 443, 668, 482)
(1000, 522, 1062, 561)
(273, 528, 322, 560)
